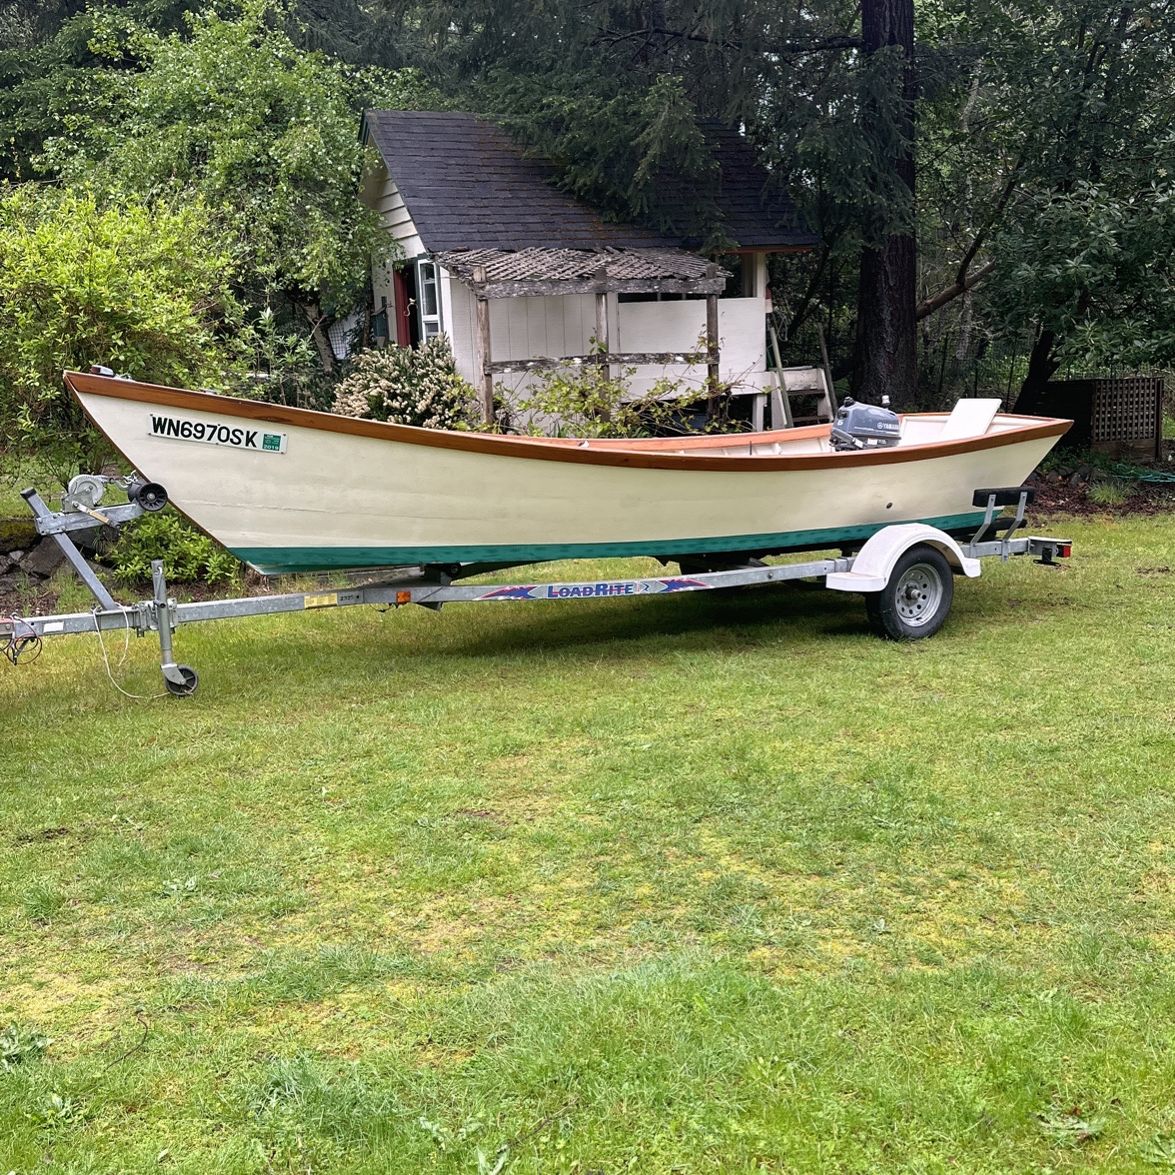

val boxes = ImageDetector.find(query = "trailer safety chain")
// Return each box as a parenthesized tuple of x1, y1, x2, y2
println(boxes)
(1, 614, 41, 665)
(92, 608, 167, 701)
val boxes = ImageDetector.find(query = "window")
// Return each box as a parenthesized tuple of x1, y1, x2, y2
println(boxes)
(416, 258, 442, 339)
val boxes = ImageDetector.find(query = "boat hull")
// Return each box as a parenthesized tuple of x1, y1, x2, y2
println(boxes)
(67, 373, 1070, 575)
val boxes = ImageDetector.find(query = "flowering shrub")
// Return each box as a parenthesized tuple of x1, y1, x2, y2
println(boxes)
(331, 338, 480, 429)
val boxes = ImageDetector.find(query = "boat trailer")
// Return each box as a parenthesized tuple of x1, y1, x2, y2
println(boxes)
(1, 480, 1070, 697)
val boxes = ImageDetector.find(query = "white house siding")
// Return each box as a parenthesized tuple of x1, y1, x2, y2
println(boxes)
(446, 276, 598, 384)
(617, 297, 769, 397)
(368, 167, 425, 327)
(443, 272, 770, 405)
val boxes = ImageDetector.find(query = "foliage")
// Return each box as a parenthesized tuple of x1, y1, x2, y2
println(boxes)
(991, 179, 1175, 373)
(1087, 478, 1132, 508)
(39, 1, 404, 383)
(332, 338, 481, 429)
(917, 0, 1175, 398)
(45, 3, 372, 302)
(0, 184, 235, 464)
(109, 512, 242, 586)
(509, 362, 717, 439)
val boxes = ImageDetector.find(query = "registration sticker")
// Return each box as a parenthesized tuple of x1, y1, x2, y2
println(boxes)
(304, 593, 338, 609)
(148, 413, 287, 454)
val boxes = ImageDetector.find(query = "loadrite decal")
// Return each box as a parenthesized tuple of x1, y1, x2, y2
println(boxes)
(477, 577, 707, 601)
(148, 414, 287, 453)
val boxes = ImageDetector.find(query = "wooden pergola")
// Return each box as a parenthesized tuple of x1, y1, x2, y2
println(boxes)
(435, 247, 730, 421)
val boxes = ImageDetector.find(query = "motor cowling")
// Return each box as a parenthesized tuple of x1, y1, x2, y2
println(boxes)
(829, 397, 901, 451)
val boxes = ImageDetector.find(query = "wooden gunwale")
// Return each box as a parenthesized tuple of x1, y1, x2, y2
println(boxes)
(65, 371, 1072, 474)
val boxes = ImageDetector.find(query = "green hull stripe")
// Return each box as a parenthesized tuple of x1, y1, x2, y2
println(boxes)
(232, 512, 988, 574)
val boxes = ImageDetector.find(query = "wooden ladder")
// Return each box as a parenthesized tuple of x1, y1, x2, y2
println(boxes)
(767, 322, 836, 428)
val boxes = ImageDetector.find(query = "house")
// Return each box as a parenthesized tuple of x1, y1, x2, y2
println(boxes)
(359, 111, 817, 421)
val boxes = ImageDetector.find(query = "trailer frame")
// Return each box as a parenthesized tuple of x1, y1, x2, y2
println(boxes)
(1, 482, 1070, 696)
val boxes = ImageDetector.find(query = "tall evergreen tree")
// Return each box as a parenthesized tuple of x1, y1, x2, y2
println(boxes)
(852, 0, 917, 407)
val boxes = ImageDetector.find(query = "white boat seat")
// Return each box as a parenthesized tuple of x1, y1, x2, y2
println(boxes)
(939, 397, 1002, 441)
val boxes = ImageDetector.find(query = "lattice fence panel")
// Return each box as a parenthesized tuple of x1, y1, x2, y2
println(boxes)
(1091, 377, 1163, 443)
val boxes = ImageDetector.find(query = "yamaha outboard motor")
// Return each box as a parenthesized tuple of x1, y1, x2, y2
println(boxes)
(829, 396, 901, 451)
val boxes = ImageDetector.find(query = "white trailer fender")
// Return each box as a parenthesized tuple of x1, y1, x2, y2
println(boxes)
(825, 524, 981, 593)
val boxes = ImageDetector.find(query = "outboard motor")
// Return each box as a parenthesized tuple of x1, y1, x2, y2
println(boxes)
(829, 395, 901, 451)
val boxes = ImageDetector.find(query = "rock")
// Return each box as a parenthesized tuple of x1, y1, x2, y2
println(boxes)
(7, 549, 24, 564)
(0, 519, 37, 554)
(20, 540, 67, 579)
(73, 525, 116, 556)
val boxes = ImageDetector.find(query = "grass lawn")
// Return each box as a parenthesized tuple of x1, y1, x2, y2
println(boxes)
(3, 514, 1175, 1173)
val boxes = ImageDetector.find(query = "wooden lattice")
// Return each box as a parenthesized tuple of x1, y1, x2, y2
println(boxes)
(1091, 376, 1164, 443)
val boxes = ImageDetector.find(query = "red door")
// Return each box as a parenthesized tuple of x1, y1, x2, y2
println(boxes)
(392, 268, 412, 347)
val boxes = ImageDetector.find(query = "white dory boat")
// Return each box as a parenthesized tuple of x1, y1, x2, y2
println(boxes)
(66, 370, 1071, 576)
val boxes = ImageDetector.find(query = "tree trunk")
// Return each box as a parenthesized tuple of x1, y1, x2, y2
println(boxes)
(297, 300, 336, 377)
(852, 0, 917, 409)
(1012, 328, 1060, 414)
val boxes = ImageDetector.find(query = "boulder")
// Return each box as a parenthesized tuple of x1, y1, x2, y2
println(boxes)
(20, 540, 67, 579)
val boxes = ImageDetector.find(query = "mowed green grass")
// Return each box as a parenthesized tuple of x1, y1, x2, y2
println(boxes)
(2, 515, 1175, 1173)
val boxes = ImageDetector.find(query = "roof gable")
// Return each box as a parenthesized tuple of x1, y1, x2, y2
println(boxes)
(362, 110, 816, 254)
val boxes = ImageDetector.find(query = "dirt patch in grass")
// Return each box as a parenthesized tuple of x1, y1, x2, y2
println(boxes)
(1030, 472, 1175, 518)
(12, 825, 72, 846)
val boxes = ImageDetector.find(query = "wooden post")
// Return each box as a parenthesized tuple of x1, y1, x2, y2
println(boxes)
(594, 265, 610, 382)
(705, 263, 721, 419)
(472, 264, 493, 425)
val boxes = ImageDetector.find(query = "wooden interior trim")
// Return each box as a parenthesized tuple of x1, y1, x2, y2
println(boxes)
(65, 371, 1072, 474)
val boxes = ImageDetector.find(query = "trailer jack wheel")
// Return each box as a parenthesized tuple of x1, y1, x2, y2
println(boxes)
(164, 665, 199, 697)
(865, 543, 954, 641)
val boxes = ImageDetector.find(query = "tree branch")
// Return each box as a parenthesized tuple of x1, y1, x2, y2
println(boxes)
(593, 26, 861, 55)
(915, 259, 995, 320)
(953, 165, 1020, 285)
(785, 244, 832, 338)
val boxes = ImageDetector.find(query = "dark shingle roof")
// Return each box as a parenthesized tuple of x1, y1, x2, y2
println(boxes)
(673, 124, 819, 249)
(363, 111, 674, 251)
(362, 111, 816, 253)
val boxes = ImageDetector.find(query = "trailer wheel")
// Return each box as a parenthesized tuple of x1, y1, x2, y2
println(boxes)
(865, 544, 954, 640)
(165, 665, 199, 696)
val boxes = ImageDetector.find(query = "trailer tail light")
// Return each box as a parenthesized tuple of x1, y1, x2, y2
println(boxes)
(1028, 537, 1072, 565)
(396, 590, 411, 605)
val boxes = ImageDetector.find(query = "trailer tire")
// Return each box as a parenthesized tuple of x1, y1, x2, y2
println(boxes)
(865, 544, 954, 641)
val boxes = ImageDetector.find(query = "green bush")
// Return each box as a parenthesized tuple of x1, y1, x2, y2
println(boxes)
(332, 337, 480, 429)
(109, 512, 241, 586)
(0, 185, 235, 464)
